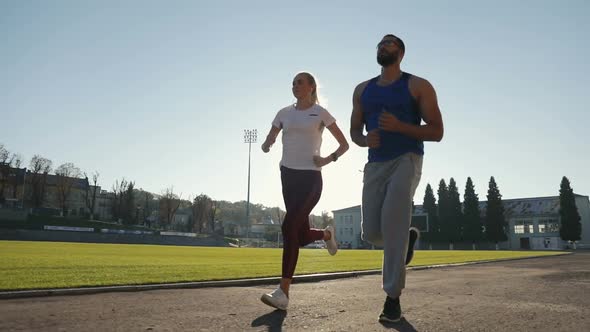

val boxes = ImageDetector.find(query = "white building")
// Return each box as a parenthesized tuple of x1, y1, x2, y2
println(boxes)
(333, 194, 590, 250)
(331, 205, 364, 249)
(249, 218, 281, 238)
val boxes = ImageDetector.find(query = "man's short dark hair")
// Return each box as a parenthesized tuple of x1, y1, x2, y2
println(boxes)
(383, 34, 405, 53)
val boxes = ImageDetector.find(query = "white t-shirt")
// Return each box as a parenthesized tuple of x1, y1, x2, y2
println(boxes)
(272, 104, 336, 171)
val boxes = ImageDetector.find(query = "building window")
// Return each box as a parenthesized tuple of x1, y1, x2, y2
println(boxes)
(538, 218, 559, 233)
(524, 220, 533, 234)
(343, 215, 353, 225)
(513, 219, 533, 234)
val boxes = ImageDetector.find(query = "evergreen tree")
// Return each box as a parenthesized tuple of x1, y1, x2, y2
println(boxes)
(437, 179, 450, 245)
(422, 183, 439, 243)
(123, 182, 136, 224)
(462, 177, 483, 247)
(559, 176, 582, 244)
(447, 178, 463, 248)
(485, 176, 507, 248)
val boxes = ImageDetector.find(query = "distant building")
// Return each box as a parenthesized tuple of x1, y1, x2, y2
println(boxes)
(222, 220, 247, 236)
(0, 165, 103, 218)
(250, 217, 281, 238)
(330, 205, 364, 249)
(171, 208, 192, 230)
(34, 173, 90, 216)
(95, 189, 114, 221)
(222, 217, 281, 238)
(333, 194, 590, 250)
(0, 166, 26, 208)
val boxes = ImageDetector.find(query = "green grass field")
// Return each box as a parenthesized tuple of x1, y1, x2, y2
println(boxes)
(0, 241, 566, 291)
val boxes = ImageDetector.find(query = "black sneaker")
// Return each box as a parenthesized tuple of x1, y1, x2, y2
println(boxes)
(405, 227, 420, 265)
(379, 296, 402, 323)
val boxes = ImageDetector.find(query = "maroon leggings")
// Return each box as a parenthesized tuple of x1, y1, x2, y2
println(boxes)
(280, 166, 324, 278)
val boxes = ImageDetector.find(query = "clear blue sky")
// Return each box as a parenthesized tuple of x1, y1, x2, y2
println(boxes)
(2, 1, 589, 216)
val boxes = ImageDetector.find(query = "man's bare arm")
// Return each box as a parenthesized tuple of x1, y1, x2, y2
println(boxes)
(379, 77, 444, 142)
(350, 81, 369, 147)
(414, 77, 444, 142)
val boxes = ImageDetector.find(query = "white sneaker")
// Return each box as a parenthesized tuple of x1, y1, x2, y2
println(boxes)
(325, 225, 338, 255)
(261, 288, 289, 310)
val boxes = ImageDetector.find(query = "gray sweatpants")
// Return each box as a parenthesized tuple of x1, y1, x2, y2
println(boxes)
(361, 152, 423, 298)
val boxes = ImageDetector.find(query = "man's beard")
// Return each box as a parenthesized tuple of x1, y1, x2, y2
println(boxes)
(377, 51, 399, 67)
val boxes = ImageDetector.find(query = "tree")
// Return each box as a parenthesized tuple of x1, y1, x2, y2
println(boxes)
(123, 182, 136, 225)
(84, 171, 100, 220)
(141, 190, 154, 226)
(275, 207, 285, 225)
(192, 194, 211, 233)
(485, 176, 507, 249)
(111, 178, 130, 222)
(437, 179, 451, 247)
(462, 177, 483, 249)
(160, 186, 181, 229)
(311, 211, 334, 229)
(421, 183, 439, 244)
(29, 155, 53, 208)
(0, 147, 23, 169)
(0, 144, 8, 164)
(215, 200, 244, 225)
(447, 178, 463, 249)
(322, 211, 333, 228)
(55, 162, 82, 216)
(211, 200, 222, 232)
(0, 144, 9, 204)
(0, 150, 22, 203)
(209, 200, 220, 233)
(12, 153, 22, 168)
(559, 176, 582, 247)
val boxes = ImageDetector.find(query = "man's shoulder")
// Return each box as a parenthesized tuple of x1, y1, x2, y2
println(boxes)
(407, 73, 434, 97)
(407, 73, 431, 87)
(353, 78, 373, 97)
(355, 78, 373, 87)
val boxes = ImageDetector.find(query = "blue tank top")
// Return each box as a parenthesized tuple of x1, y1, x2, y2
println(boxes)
(361, 72, 424, 163)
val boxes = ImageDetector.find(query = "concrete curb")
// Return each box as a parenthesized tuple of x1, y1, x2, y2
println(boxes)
(0, 252, 572, 300)
(406, 252, 572, 271)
